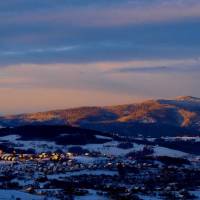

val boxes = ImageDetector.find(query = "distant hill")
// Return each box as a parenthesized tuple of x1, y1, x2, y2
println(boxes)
(0, 125, 113, 154)
(1, 96, 200, 137)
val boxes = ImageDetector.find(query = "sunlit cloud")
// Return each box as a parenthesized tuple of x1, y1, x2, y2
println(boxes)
(0, 58, 199, 93)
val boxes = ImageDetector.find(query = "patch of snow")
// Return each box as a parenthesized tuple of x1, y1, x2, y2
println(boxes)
(146, 138, 156, 142)
(154, 146, 188, 157)
(80, 141, 144, 156)
(163, 136, 200, 142)
(74, 156, 107, 164)
(139, 195, 161, 200)
(0, 189, 45, 200)
(0, 134, 20, 142)
(75, 189, 109, 200)
(15, 140, 66, 153)
(48, 170, 117, 180)
(95, 135, 112, 140)
(11, 178, 34, 187)
(190, 190, 200, 199)
(60, 133, 71, 137)
(0, 134, 67, 153)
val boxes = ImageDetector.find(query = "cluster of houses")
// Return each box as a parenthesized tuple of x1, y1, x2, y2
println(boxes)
(0, 141, 199, 199)
(0, 151, 74, 162)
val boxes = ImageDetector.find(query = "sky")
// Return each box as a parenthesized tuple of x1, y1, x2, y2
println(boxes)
(0, 0, 200, 114)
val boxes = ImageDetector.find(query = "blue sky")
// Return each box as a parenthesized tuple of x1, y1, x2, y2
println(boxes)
(0, 0, 200, 114)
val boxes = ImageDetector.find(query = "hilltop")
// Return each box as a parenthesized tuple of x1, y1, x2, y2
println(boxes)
(0, 96, 200, 137)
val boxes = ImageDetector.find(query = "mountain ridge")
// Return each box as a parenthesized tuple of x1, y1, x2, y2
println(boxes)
(0, 96, 200, 137)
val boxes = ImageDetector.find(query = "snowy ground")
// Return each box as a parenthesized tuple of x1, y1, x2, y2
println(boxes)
(48, 169, 118, 180)
(190, 189, 200, 199)
(0, 189, 48, 200)
(0, 134, 193, 159)
(75, 189, 108, 200)
(95, 135, 113, 140)
(74, 156, 107, 164)
(80, 141, 144, 156)
(153, 146, 189, 158)
(0, 134, 67, 153)
(139, 195, 161, 200)
(0, 135, 20, 142)
(163, 136, 200, 142)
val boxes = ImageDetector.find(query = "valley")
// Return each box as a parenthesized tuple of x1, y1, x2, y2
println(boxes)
(0, 125, 199, 199)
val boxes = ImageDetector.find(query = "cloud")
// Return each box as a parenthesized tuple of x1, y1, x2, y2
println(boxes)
(112, 65, 200, 74)
(0, 59, 200, 114)
(98, 58, 199, 72)
(1, 45, 78, 56)
(106, 57, 200, 74)
(0, 1, 200, 66)
(0, 58, 199, 90)
(115, 66, 173, 73)
(0, 1, 200, 114)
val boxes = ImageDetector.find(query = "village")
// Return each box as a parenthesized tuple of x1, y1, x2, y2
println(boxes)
(0, 138, 200, 200)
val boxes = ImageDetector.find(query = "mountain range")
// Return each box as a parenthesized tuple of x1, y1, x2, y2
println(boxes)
(1, 96, 200, 137)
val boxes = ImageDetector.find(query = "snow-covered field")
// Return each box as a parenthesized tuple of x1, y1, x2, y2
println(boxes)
(80, 141, 144, 156)
(74, 156, 107, 164)
(0, 135, 20, 142)
(139, 195, 161, 200)
(0, 134, 193, 159)
(190, 190, 200, 199)
(0, 134, 144, 156)
(0, 133, 199, 200)
(0, 189, 48, 200)
(0, 134, 67, 153)
(153, 146, 188, 158)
